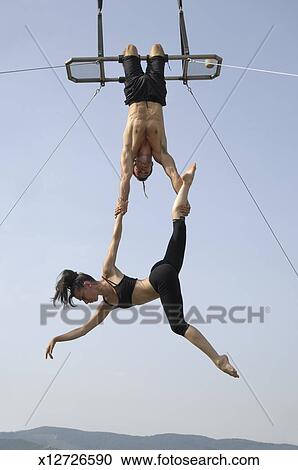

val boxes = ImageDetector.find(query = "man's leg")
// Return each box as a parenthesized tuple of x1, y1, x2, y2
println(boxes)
(124, 44, 138, 56)
(146, 43, 166, 76)
(122, 44, 143, 80)
(149, 43, 165, 58)
(121, 44, 147, 151)
(122, 43, 145, 107)
(144, 44, 167, 154)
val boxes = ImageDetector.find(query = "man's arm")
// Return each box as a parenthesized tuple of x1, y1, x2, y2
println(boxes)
(117, 146, 134, 215)
(159, 151, 183, 194)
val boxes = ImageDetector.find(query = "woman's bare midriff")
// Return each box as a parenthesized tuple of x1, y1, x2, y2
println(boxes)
(132, 277, 160, 305)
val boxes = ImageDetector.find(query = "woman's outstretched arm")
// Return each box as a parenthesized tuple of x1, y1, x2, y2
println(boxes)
(102, 213, 124, 276)
(45, 302, 113, 359)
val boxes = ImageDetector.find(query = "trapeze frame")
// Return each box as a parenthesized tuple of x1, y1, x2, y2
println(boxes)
(65, 0, 223, 86)
(65, 55, 223, 84)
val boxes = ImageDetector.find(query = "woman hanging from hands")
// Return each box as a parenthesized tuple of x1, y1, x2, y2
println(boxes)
(46, 163, 238, 379)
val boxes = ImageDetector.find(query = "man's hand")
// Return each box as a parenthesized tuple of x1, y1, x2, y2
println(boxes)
(115, 199, 128, 218)
(185, 201, 191, 215)
(45, 338, 56, 359)
(178, 202, 191, 217)
(159, 151, 183, 194)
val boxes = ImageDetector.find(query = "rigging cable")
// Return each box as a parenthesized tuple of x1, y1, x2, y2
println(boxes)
(186, 84, 298, 278)
(1, 61, 298, 80)
(0, 86, 102, 228)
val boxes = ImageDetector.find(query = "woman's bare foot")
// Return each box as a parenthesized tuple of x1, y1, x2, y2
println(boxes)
(172, 163, 196, 219)
(182, 163, 196, 186)
(215, 354, 239, 378)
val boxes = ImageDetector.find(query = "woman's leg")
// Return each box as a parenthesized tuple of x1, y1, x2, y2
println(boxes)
(160, 164, 196, 272)
(150, 265, 239, 378)
(184, 326, 239, 378)
(149, 264, 189, 336)
(162, 219, 186, 273)
(150, 163, 238, 378)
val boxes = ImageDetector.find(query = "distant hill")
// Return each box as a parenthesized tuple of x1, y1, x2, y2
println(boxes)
(0, 427, 297, 450)
(0, 438, 52, 450)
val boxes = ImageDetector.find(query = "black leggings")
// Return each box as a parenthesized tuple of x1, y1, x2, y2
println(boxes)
(149, 219, 190, 337)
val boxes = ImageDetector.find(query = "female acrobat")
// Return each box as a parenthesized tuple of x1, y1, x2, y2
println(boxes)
(46, 164, 238, 379)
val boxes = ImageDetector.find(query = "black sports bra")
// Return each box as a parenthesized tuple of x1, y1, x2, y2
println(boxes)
(102, 274, 137, 309)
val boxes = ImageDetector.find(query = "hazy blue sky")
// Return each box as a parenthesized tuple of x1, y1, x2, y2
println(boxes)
(0, 0, 297, 446)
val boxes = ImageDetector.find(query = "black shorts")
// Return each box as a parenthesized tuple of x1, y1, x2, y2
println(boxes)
(122, 55, 167, 106)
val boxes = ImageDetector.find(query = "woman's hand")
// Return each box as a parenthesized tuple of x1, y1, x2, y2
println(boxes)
(45, 338, 56, 359)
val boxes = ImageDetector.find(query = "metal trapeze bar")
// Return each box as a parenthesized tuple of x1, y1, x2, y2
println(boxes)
(65, 54, 223, 83)
(64, 76, 218, 83)
(66, 54, 222, 63)
(102, 75, 218, 82)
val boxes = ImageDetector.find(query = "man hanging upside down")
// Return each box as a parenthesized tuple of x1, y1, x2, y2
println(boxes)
(116, 43, 186, 216)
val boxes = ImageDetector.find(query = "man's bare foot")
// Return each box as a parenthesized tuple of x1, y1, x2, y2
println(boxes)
(182, 163, 196, 186)
(215, 354, 239, 378)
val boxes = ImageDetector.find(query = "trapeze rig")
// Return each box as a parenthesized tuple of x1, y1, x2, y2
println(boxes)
(65, 0, 223, 86)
